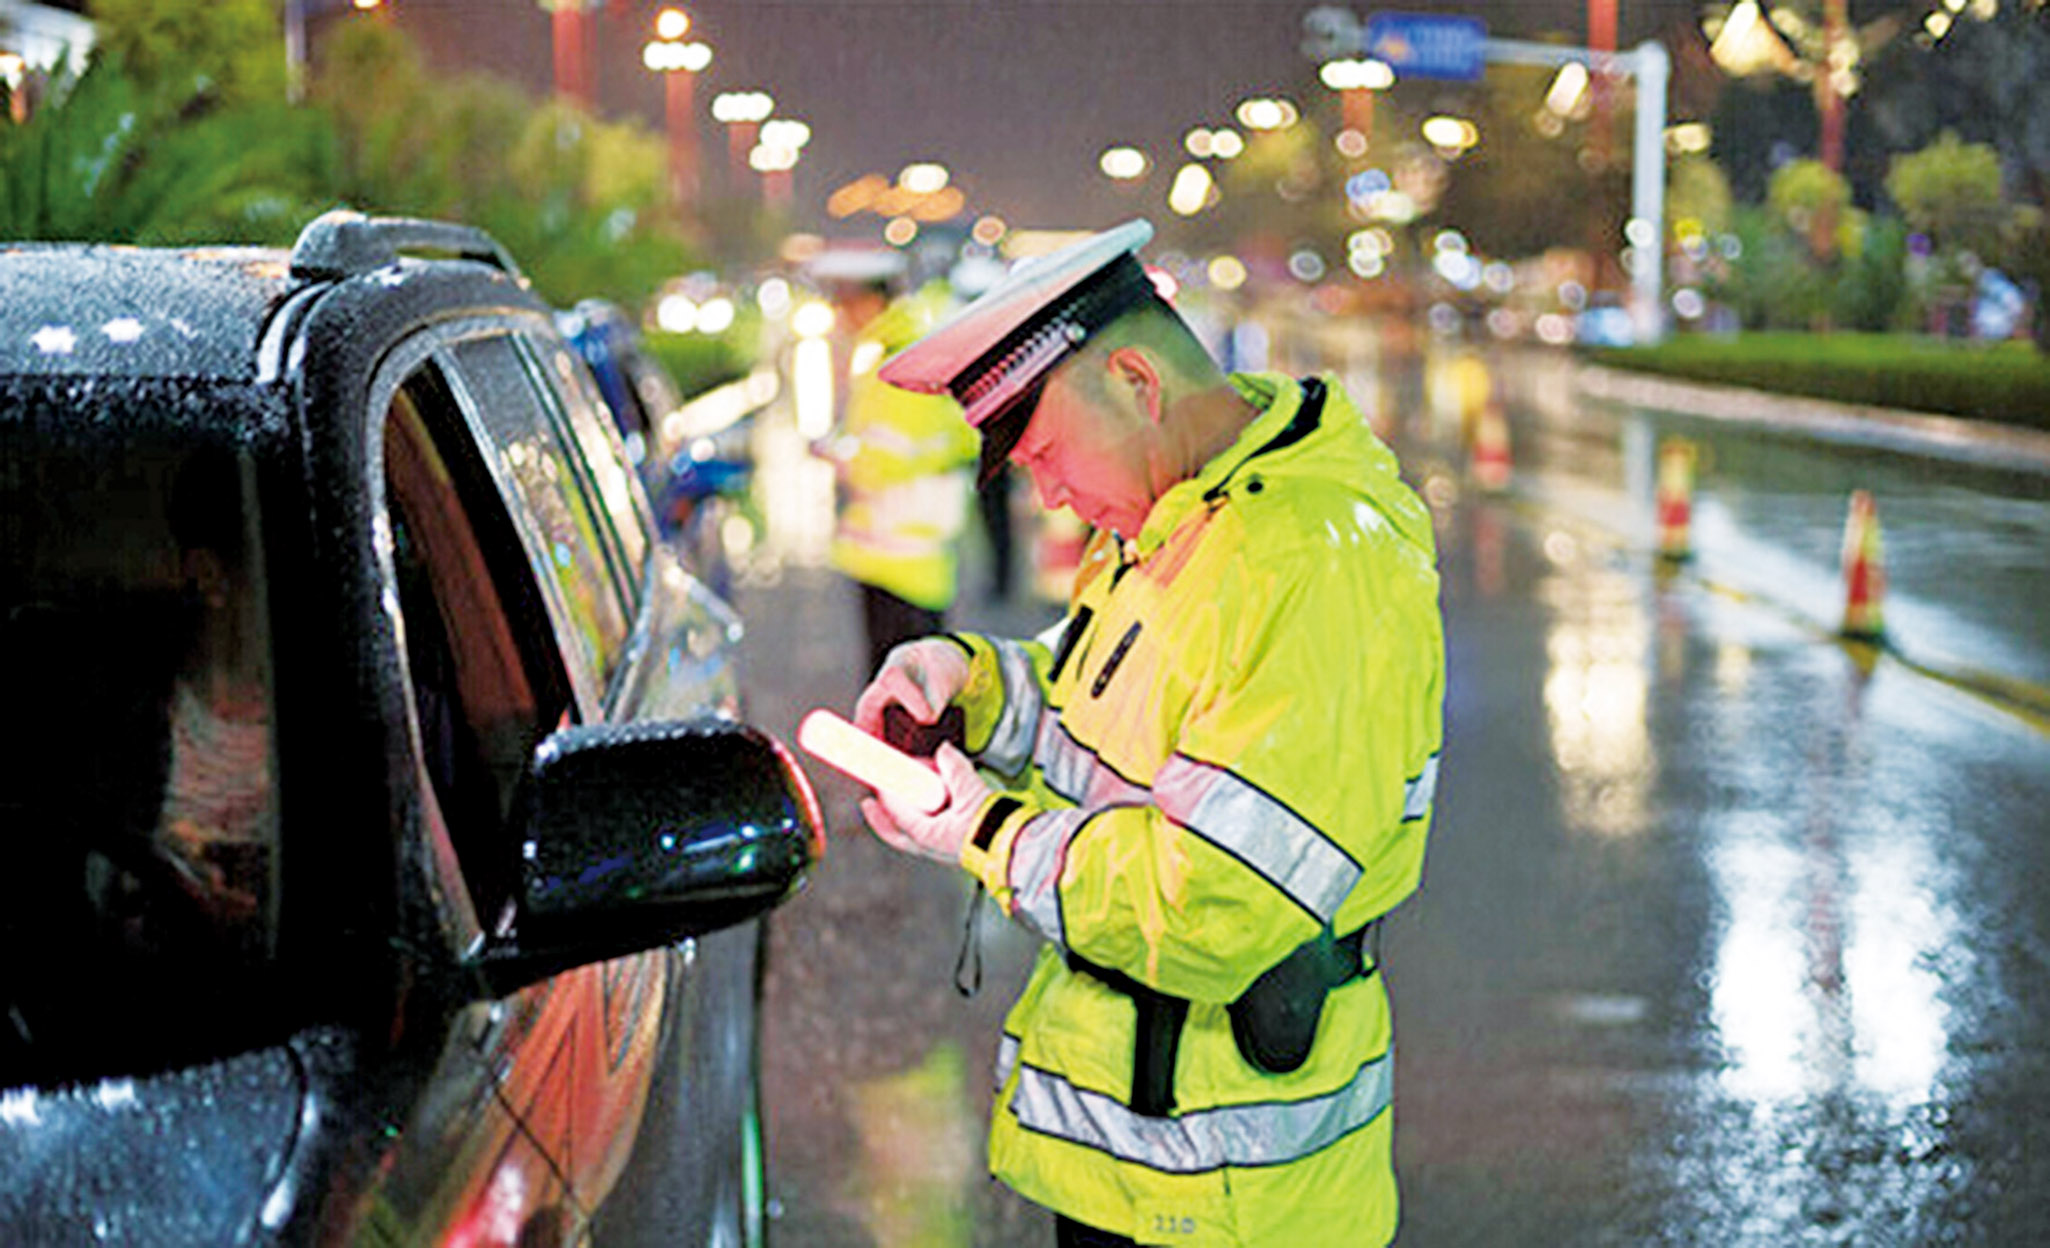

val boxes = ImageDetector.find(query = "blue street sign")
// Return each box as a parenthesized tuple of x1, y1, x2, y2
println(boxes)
(1364, 12, 1488, 82)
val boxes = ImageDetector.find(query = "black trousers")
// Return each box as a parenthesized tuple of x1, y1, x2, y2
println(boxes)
(1056, 1214, 1137, 1247)
(859, 582, 944, 681)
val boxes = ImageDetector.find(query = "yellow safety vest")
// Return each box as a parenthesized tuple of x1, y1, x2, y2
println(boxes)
(828, 298, 980, 611)
(947, 373, 1444, 1246)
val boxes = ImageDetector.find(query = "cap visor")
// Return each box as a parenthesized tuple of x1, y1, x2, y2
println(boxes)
(974, 382, 1041, 486)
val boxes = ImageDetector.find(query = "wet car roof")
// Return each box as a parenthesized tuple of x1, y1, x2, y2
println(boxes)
(0, 245, 297, 382)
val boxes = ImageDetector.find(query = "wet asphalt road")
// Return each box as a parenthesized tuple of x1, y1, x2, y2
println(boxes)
(731, 338, 2050, 1246)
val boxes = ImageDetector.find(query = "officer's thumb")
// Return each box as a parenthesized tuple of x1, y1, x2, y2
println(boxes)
(932, 742, 976, 787)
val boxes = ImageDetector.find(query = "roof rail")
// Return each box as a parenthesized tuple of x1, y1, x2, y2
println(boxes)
(290, 210, 526, 283)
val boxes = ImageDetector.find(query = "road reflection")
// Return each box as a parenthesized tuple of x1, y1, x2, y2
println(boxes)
(1668, 625, 1981, 1237)
(843, 1042, 979, 1248)
(1698, 676, 1960, 1111)
(1540, 532, 1655, 840)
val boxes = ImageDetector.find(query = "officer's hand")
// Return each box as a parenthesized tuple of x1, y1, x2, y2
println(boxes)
(853, 637, 969, 736)
(860, 743, 994, 864)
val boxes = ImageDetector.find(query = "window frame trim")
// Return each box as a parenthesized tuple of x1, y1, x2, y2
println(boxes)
(513, 332, 648, 615)
(428, 319, 615, 717)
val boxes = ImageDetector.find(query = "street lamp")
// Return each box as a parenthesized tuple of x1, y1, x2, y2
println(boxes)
(644, 7, 713, 209)
(1235, 98, 1299, 131)
(1099, 147, 1149, 180)
(1319, 58, 1393, 151)
(712, 91, 775, 194)
(898, 162, 950, 195)
(1168, 163, 1215, 217)
(1183, 128, 1244, 161)
(547, 0, 600, 110)
(752, 119, 811, 210)
(1421, 115, 1480, 157)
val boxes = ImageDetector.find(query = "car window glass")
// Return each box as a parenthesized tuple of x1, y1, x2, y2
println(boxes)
(452, 334, 629, 696)
(528, 334, 653, 586)
(383, 367, 568, 931)
(1, 433, 280, 1081)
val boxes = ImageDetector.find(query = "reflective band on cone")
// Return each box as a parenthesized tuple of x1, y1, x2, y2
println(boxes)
(797, 709, 949, 814)
(1655, 437, 1696, 562)
(1471, 402, 1512, 493)
(1840, 489, 1886, 640)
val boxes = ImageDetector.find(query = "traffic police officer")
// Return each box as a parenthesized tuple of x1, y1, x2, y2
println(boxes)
(854, 220, 1444, 1246)
(810, 250, 980, 675)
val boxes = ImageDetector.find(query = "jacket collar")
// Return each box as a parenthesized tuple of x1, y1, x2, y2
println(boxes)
(1133, 371, 1306, 559)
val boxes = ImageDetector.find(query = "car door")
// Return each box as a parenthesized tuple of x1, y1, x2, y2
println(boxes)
(430, 326, 681, 1227)
(366, 312, 755, 1244)
(362, 335, 594, 1247)
(509, 329, 771, 1246)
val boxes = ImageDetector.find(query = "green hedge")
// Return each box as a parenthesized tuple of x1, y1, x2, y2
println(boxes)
(1585, 333, 2050, 433)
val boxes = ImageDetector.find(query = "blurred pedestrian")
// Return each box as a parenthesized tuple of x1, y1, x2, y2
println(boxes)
(808, 249, 980, 677)
(849, 220, 1446, 1246)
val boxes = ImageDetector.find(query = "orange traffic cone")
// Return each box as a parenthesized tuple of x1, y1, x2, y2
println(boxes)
(1655, 437, 1696, 561)
(1470, 402, 1512, 493)
(1840, 489, 1886, 640)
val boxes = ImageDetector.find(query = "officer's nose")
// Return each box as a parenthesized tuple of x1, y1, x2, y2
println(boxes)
(1032, 472, 1068, 511)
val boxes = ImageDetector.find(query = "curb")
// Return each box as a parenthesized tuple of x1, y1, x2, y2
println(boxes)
(1574, 363, 2050, 474)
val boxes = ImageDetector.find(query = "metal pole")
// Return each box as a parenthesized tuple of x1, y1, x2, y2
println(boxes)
(1628, 40, 1669, 345)
(1478, 36, 1670, 345)
(665, 69, 700, 207)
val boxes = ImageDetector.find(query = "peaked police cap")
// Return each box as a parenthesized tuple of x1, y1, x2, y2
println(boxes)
(878, 219, 1158, 483)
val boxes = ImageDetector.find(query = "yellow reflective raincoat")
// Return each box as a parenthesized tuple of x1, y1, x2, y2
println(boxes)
(945, 373, 1443, 1246)
(825, 289, 980, 611)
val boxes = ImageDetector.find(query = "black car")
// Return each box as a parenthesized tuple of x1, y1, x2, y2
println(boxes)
(0, 212, 822, 1246)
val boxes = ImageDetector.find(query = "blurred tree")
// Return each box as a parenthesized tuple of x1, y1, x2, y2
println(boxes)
(1830, 211, 1913, 330)
(6, 1, 700, 312)
(1429, 63, 1625, 261)
(309, 22, 525, 221)
(1767, 157, 1855, 260)
(1865, 3, 2049, 347)
(1711, 203, 1827, 327)
(1669, 153, 1735, 238)
(478, 103, 690, 308)
(1703, 0, 1934, 209)
(1885, 129, 2023, 335)
(306, 22, 697, 310)
(86, 0, 286, 107)
(1885, 130, 2009, 257)
(0, 52, 334, 244)
(1864, 0, 2049, 204)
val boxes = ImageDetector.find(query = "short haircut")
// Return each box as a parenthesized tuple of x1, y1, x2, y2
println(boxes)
(1062, 298, 1219, 403)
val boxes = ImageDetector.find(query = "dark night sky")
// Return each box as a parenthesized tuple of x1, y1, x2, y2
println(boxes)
(391, 0, 1701, 233)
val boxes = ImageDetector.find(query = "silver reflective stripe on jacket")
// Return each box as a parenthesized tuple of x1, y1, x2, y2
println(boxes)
(1036, 715, 1150, 808)
(982, 638, 1044, 775)
(1402, 753, 1440, 822)
(996, 1033, 1021, 1092)
(1152, 755, 1361, 925)
(1008, 806, 1096, 946)
(1006, 1047, 1394, 1174)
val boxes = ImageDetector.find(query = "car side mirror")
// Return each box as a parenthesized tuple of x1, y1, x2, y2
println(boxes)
(473, 718, 823, 998)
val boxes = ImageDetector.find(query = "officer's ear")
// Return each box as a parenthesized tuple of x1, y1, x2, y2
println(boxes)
(1104, 347, 1163, 426)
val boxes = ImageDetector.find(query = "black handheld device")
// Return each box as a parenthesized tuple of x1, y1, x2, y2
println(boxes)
(881, 703, 967, 758)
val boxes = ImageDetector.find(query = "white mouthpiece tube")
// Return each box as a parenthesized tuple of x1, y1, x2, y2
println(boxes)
(797, 708, 949, 814)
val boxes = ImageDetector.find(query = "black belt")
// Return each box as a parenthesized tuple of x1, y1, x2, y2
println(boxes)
(1066, 919, 1382, 1118)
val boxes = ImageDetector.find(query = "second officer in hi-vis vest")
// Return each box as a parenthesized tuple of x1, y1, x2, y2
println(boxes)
(852, 220, 1445, 1248)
